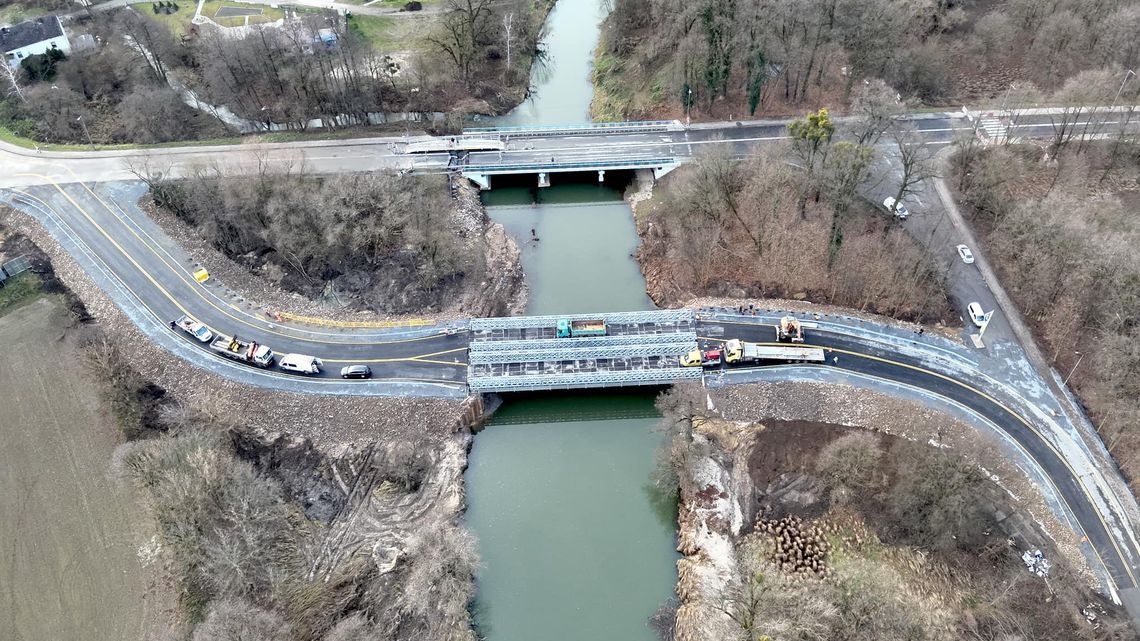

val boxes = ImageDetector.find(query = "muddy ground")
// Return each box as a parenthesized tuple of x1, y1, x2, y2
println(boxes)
(0, 297, 171, 641)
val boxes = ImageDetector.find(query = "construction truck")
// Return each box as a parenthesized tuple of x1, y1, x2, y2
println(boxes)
(777, 316, 805, 343)
(209, 334, 275, 368)
(724, 339, 825, 364)
(557, 318, 607, 338)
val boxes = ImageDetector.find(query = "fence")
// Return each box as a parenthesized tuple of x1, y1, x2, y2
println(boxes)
(0, 256, 33, 287)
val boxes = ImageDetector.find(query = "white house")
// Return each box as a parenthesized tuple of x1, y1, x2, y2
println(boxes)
(1, 15, 71, 69)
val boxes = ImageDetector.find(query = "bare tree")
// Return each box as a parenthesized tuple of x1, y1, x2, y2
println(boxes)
(426, 0, 495, 85)
(192, 599, 291, 641)
(887, 123, 939, 217)
(821, 141, 874, 266)
(847, 78, 903, 146)
(2, 61, 26, 104)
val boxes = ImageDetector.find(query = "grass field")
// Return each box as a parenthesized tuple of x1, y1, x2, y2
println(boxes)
(144, 0, 284, 36)
(0, 272, 42, 315)
(346, 13, 399, 49)
(0, 297, 168, 641)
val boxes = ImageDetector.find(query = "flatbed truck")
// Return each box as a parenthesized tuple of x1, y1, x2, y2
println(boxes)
(557, 318, 607, 338)
(724, 339, 825, 364)
(209, 334, 275, 368)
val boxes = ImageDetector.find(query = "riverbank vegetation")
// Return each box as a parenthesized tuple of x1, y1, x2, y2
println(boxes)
(636, 128, 949, 322)
(1, 0, 552, 145)
(136, 164, 521, 316)
(655, 383, 1135, 641)
(950, 121, 1140, 492)
(5, 204, 483, 641)
(75, 316, 481, 640)
(592, 0, 1140, 121)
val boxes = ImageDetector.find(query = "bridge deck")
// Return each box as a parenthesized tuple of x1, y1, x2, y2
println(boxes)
(467, 312, 699, 392)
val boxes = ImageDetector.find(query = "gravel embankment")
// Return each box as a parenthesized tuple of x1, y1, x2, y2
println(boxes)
(712, 381, 1088, 581)
(138, 179, 525, 324)
(2, 205, 467, 451)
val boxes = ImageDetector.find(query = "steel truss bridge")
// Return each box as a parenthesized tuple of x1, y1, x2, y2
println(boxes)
(467, 310, 701, 392)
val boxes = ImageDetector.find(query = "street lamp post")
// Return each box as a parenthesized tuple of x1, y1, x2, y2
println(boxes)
(76, 115, 93, 149)
(1111, 69, 1137, 110)
(1063, 351, 1084, 387)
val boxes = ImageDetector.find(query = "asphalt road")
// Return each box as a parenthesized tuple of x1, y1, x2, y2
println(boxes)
(9, 181, 468, 385)
(698, 318, 1140, 593)
(4, 110, 1135, 189)
(4, 111, 1140, 608)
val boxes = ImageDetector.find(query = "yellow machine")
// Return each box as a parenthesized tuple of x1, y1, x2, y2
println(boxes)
(777, 316, 805, 343)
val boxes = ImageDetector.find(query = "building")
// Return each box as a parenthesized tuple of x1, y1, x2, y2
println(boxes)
(1, 15, 71, 69)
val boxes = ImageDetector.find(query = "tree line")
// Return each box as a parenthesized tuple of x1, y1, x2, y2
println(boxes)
(139, 163, 486, 314)
(596, 0, 1140, 120)
(641, 103, 946, 322)
(952, 106, 1140, 491)
(2, 0, 551, 145)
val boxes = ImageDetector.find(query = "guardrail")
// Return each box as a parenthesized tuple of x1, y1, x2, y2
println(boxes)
(463, 157, 677, 173)
(464, 120, 680, 135)
(269, 310, 436, 329)
(470, 309, 694, 330)
(467, 367, 702, 392)
(470, 332, 697, 351)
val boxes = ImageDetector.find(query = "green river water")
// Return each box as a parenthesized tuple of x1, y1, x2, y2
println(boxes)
(465, 1, 680, 639)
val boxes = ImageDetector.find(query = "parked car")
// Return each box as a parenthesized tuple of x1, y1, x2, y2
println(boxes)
(174, 315, 213, 343)
(340, 365, 373, 379)
(279, 353, 323, 374)
(883, 197, 910, 220)
(956, 244, 975, 264)
(967, 302, 987, 327)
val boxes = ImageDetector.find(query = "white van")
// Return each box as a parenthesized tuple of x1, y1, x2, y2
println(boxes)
(279, 353, 323, 374)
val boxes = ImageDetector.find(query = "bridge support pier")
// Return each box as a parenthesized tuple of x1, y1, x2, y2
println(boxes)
(598, 170, 605, 183)
(463, 173, 491, 190)
(538, 172, 550, 188)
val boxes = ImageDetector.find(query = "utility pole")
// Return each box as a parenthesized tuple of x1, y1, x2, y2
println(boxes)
(77, 115, 94, 149)
(1063, 351, 1084, 387)
(1111, 69, 1136, 110)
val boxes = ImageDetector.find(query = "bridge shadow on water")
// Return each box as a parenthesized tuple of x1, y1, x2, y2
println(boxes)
(479, 169, 636, 205)
(476, 387, 668, 429)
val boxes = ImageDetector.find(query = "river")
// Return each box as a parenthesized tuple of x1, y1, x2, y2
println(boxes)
(465, 1, 679, 640)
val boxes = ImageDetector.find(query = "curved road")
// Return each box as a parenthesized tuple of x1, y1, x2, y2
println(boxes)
(3, 116, 1140, 616)
(699, 317, 1140, 597)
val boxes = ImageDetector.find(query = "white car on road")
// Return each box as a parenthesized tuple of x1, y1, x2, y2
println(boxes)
(175, 315, 213, 342)
(883, 197, 909, 220)
(967, 302, 987, 327)
(956, 244, 975, 264)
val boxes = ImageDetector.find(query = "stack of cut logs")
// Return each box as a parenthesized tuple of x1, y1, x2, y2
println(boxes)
(757, 515, 831, 578)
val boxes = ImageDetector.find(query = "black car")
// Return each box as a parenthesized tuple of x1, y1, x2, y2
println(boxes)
(340, 365, 372, 379)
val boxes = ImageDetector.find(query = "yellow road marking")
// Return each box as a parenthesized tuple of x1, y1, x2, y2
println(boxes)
(14, 180, 462, 365)
(712, 331, 1137, 587)
(29, 173, 445, 347)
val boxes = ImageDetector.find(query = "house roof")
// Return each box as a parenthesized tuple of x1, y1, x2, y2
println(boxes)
(0, 16, 65, 53)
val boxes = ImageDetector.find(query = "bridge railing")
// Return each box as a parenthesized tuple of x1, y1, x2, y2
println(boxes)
(469, 332, 697, 351)
(469, 342, 695, 365)
(463, 157, 676, 173)
(468, 367, 702, 392)
(464, 120, 681, 135)
(470, 309, 694, 330)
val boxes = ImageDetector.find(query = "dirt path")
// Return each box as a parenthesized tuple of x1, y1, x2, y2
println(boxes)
(0, 298, 169, 641)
